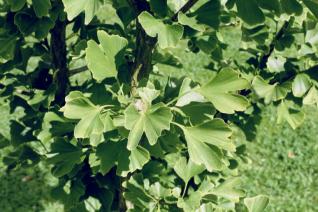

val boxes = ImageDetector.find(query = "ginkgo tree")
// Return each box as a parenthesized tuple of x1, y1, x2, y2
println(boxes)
(1, 0, 318, 211)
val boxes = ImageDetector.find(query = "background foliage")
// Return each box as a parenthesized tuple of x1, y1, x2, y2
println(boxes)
(1, 0, 318, 211)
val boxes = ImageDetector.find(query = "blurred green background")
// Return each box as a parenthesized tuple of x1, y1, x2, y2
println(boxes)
(1, 44, 317, 211)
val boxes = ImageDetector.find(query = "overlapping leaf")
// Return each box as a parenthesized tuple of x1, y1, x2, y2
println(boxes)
(61, 91, 114, 145)
(198, 68, 250, 114)
(124, 102, 173, 150)
(252, 76, 291, 104)
(138, 11, 184, 48)
(62, 0, 100, 24)
(85, 30, 128, 81)
(178, 119, 234, 171)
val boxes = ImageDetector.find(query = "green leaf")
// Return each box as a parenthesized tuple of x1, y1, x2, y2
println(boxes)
(173, 157, 205, 184)
(61, 91, 114, 142)
(6, 0, 26, 12)
(0, 32, 17, 61)
(281, 0, 303, 16)
(303, 0, 318, 19)
(210, 178, 245, 201)
(292, 74, 311, 97)
(117, 146, 150, 177)
(303, 86, 318, 106)
(180, 119, 234, 171)
(32, 0, 51, 18)
(62, 0, 100, 24)
(149, 0, 168, 17)
(244, 195, 269, 212)
(85, 30, 128, 81)
(14, 11, 54, 39)
(198, 68, 250, 114)
(236, 0, 265, 25)
(124, 102, 173, 150)
(178, 13, 206, 32)
(47, 139, 83, 177)
(252, 76, 290, 104)
(96, 141, 122, 175)
(96, 141, 150, 176)
(277, 101, 305, 129)
(138, 11, 184, 49)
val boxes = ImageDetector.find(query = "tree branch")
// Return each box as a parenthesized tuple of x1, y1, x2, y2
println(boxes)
(259, 20, 291, 69)
(68, 65, 88, 77)
(50, 18, 69, 106)
(171, 0, 199, 21)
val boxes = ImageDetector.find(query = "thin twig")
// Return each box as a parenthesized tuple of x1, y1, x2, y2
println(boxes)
(171, 0, 199, 21)
(68, 66, 88, 76)
(259, 20, 291, 69)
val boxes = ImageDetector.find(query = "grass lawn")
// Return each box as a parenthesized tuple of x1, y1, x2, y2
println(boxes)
(243, 106, 318, 211)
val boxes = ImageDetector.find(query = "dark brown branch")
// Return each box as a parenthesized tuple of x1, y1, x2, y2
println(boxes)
(68, 65, 88, 77)
(128, 0, 157, 93)
(171, 0, 199, 21)
(259, 20, 291, 69)
(50, 18, 69, 105)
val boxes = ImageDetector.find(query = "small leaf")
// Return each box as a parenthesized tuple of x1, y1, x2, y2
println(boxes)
(124, 102, 173, 150)
(303, 86, 318, 106)
(138, 11, 184, 49)
(236, 0, 265, 25)
(281, 0, 303, 16)
(180, 119, 234, 171)
(244, 195, 269, 212)
(47, 139, 83, 177)
(32, 0, 51, 18)
(62, 0, 100, 24)
(178, 13, 206, 32)
(198, 68, 250, 114)
(61, 91, 114, 142)
(277, 101, 305, 129)
(7, 0, 26, 12)
(252, 76, 290, 104)
(85, 30, 128, 81)
(173, 157, 205, 184)
(303, 0, 318, 19)
(292, 74, 311, 97)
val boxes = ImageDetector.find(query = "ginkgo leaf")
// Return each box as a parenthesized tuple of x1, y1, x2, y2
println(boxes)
(117, 146, 150, 177)
(32, 0, 51, 18)
(178, 13, 206, 32)
(277, 101, 305, 129)
(252, 76, 291, 104)
(138, 11, 184, 49)
(85, 30, 128, 81)
(124, 102, 173, 150)
(244, 195, 269, 212)
(197, 68, 250, 114)
(209, 178, 245, 201)
(173, 157, 205, 184)
(47, 138, 83, 177)
(236, 0, 265, 25)
(179, 119, 234, 171)
(303, 0, 318, 19)
(7, 0, 26, 12)
(62, 0, 100, 25)
(303, 86, 318, 106)
(292, 74, 311, 97)
(61, 91, 114, 142)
